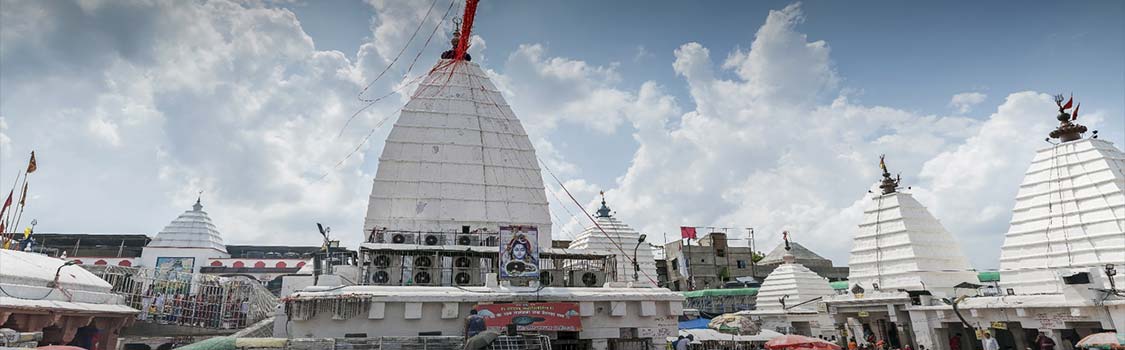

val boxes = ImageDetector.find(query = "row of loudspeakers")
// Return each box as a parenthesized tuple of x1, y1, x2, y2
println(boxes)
(380, 232, 499, 246)
(368, 255, 484, 286)
(367, 255, 609, 288)
(534, 270, 608, 288)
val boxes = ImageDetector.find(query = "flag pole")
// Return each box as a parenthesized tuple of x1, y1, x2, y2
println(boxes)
(1, 170, 24, 244)
(686, 228, 693, 291)
(12, 179, 29, 237)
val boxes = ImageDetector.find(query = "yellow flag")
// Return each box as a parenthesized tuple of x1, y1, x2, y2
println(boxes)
(23, 227, 31, 239)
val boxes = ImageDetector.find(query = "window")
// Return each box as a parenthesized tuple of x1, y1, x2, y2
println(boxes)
(671, 258, 679, 271)
(737, 260, 747, 268)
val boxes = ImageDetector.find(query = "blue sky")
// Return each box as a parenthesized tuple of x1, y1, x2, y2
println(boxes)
(289, 0, 1125, 187)
(1, 0, 1122, 268)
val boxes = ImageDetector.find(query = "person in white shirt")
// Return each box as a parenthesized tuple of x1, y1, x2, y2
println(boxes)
(981, 332, 1000, 350)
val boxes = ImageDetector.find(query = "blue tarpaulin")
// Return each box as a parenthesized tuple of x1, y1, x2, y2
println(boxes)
(679, 318, 711, 329)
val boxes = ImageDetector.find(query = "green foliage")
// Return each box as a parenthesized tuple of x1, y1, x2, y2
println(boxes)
(751, 251, 765, 263)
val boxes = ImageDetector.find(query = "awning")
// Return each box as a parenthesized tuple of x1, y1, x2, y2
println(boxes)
(679, 318, 711, 329)
(683, 288, 759, 298)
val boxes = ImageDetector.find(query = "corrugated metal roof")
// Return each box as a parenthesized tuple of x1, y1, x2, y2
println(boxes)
(759, 242, 829, 265)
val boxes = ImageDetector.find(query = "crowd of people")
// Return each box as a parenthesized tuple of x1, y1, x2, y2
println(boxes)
(101, 269, 261, 329)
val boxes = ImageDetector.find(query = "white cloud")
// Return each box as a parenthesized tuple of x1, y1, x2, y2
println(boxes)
(499, 3, 1061, 269)
(0, 0, 431, 248)
(87, 117, 121, 147)
(0, 1, 1098, 271)
(0, 117, 10, 158)
(950, 92, 988, 114)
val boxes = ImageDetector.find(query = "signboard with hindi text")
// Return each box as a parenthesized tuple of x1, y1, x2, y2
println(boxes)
(473, 303, 582, 331)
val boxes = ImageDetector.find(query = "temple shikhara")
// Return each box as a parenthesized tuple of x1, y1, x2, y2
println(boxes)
(275, 5, 683, 349)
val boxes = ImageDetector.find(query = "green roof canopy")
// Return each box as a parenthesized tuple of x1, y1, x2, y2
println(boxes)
(830, 281, 850, 290)
(683, 288, 759, 298)
(978, 271, 1000, 283)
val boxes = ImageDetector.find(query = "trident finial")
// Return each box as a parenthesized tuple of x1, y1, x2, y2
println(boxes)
(1049, 92, 1085, 142)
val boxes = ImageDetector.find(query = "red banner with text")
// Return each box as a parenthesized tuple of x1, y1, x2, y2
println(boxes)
(473, 302, 582, 332)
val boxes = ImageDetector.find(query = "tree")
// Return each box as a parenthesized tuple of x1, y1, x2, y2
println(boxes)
(751, 251, 765, 263)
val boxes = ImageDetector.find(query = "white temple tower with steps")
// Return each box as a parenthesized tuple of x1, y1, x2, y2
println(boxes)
(748, 241, 836, 337)
(140, 198, 231, 274)
(569, 194, 657, 283)
(847, 157, 978, 297)
(998, 97, 1125, 295)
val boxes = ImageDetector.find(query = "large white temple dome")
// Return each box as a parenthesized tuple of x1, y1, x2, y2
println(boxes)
(363, 59, 552, 249)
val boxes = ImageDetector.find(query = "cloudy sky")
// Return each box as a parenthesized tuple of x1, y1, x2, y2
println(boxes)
(1, 0, 1122, 269)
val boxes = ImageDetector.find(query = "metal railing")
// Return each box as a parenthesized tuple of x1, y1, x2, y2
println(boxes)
(91, 265, 279, 330)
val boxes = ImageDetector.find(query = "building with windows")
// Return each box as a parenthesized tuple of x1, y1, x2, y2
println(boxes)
(663, 233, 847, 291)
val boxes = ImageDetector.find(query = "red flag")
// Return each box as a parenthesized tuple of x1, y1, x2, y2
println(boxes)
(1062, 96, 1073, 110)
(0, 190, 11, 217)
(680, 226, 697, 240)
(1072, 103, 1080, 120)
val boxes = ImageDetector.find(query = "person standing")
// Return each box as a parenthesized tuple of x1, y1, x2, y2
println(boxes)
(1035, 333, 1056, 350)
(981, 332, 1000, 350)
(464, 309, 487, 338)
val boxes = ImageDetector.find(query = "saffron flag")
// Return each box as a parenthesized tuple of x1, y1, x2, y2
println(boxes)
(18, 182, 27, 206)
(1062, 96, 1073, 110)
(1072, 103, 1080, 120)
(26, 151, 36, 173)
(680, 226, 697, 240)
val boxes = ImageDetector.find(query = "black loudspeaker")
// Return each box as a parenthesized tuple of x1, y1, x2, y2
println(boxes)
(1063, 272, 1090, 285)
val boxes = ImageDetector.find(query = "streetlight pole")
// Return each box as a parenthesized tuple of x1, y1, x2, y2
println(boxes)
(633, 234, 647, 282)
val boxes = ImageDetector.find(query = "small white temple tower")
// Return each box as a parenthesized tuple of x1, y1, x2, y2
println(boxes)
(998, 95, 1125, 295)
(749, 236, 837, 337)
(140, 198, 230, 274)
(569, 192, 658, 283)
(847, 156, 978, 297)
